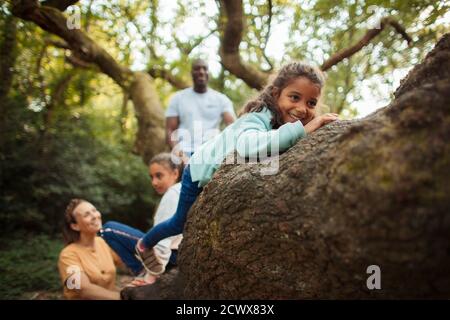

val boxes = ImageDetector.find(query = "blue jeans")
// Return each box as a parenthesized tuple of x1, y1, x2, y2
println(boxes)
(100, 221, 178, 275)
(142, 165, 202, 248)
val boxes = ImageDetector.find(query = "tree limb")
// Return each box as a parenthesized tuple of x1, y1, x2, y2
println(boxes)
(11, 0, 167, 164)
(321, 17, 413, 71)
(41, 0, 80, 11)
(65, 54, 95, 69)
(174, 28, 218, 56)
(128, 20, 189, 89)
(45, 39, 95, 70)
(123, 5, 189, 90)
(260, 0, 274, 71)
(46, 39, 71, 49)
(218, 0, 269, 90)
(148, 66, 189, 90)
(11, 0, 132, 88)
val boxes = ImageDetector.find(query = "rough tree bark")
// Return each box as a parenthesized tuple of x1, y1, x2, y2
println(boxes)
(122, 33, 450, 299)
(11, 0, 167, 163)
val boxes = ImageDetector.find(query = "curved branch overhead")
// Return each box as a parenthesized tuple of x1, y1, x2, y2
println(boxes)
(261, 0, 274, 71)
(41, 0, 80, 12)
(218, 0, 269, 90)
(148, 67, 190, 90)
(125, 7, 190, 91)
(321, 17, 413, 71)
(12, 0, 131, 87)
(11, 0, 167, 164)
(218, 1, 413, 90)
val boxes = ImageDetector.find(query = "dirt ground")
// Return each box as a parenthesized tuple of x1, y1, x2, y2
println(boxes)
(22, 274, 134, 300)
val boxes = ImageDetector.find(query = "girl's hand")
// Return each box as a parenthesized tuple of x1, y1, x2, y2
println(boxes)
(304, 113, 339, 134)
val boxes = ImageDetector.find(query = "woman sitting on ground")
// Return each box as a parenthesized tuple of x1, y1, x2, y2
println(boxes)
(58, 199, 123, 300)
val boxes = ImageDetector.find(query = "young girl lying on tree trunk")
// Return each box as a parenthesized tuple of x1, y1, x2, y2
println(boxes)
(135, 62, 339, 273)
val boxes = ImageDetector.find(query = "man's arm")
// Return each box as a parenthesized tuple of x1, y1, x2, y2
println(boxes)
(165, 116, 180, 149)
(222, 111, 235, 126)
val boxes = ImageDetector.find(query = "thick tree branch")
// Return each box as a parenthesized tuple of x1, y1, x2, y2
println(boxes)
(127, 19, 188, 89)
(261, 0, 274, 71)
(11, 0, 167, 164)
(124, 6, 188, 90)
(41, 0, 80, 11)
(148, 66, 189, 90)
(218, 0, 269, 90)
(65, 54, 95, 69)
(45, 39, 95, 70)
(46, 39, 70, 49)
(12, 0, 132, 88)
(321, 17, 413, 71)
(174, 28, 218, 56)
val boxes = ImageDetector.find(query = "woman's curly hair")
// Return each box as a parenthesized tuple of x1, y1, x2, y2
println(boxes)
(62, 198, 86, 245)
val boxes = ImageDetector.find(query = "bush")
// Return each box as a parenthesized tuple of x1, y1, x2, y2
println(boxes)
(0, 233, 64, 299)
(0, 94, 159, 235)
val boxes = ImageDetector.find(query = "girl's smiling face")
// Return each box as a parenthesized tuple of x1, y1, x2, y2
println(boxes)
(149, 162, 179, 195)
(275, 77, 321, 125)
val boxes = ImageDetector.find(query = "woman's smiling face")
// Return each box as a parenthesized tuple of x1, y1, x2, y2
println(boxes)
(70, 201, 102, 235)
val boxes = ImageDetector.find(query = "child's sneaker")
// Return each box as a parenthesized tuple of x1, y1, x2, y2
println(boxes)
(134, 239, 164, 274)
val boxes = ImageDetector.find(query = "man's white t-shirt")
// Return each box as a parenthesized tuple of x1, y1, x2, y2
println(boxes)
(165, 88, 236, 153)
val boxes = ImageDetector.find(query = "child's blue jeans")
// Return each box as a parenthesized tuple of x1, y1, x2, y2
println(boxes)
(142, 165, 202, 249)
(100, 221, 178, 275)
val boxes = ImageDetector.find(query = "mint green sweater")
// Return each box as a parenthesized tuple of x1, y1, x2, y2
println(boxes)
(189, 108, 307, 187)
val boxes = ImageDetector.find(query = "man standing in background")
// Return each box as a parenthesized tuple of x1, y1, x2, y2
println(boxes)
(165, 59, 236, 162)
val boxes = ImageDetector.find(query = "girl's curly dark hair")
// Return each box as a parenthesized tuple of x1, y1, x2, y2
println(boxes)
(241, 62, 325, 129)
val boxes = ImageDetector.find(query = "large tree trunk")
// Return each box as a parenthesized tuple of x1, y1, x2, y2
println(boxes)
(129, 72, 167, 163)
(122, 33, 450, 299)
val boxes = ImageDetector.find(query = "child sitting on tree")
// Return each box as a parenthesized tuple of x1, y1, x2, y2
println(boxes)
(101, 153, 183, 286)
